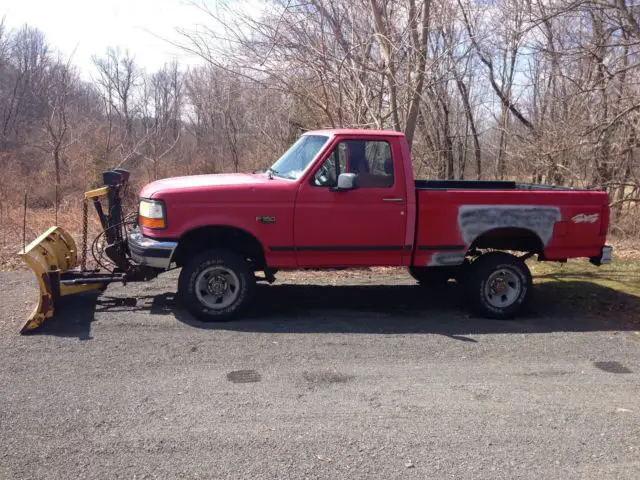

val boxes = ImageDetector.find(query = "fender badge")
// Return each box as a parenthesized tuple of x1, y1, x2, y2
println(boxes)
(256, 216, 276, 224)
(572, 213, 599, 224)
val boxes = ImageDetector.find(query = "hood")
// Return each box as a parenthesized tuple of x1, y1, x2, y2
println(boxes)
(139, 173, 269, 198)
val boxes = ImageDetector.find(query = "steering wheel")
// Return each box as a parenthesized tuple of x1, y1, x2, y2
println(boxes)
(315, 164, 331, 186)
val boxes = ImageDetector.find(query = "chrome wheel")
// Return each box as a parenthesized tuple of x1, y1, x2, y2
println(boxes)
(483, 268, 521, 309)
(195, 266, 240, 310)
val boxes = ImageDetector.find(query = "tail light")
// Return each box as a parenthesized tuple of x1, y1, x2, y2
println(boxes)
(599, 203, 610, 237)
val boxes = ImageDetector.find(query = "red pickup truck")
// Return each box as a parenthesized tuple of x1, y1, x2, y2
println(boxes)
(128, 129, 612, 321)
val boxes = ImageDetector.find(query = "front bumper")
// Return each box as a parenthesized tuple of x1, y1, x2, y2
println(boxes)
(127, 229, 177, 270)
(590, 245, 613, 266)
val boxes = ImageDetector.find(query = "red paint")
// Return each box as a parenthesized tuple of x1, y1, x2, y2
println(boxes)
(138, 129, 610, 268)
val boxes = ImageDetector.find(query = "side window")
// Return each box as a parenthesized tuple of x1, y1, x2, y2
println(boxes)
(363, 141, 393, 187)
(312, 140, 393, 188)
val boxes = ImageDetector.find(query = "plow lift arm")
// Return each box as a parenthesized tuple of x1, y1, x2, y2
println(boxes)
(19, 169, 159, 334)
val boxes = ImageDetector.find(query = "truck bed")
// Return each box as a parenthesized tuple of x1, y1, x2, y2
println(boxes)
(412, 182, 609, 267)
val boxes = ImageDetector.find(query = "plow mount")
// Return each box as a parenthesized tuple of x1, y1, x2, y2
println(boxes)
(19, 169, 158, 334)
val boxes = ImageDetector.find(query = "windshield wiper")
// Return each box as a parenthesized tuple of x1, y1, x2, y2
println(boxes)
(266, 167, 296, 180)
(266, 168, 278, 180)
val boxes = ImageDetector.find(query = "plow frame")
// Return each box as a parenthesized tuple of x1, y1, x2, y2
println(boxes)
(19, 226, 108, 334)
(19, 168, 159, 334)
(18, 168, 156, 335)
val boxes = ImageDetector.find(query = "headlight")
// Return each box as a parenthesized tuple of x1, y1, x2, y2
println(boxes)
(138, 199, 166, 229)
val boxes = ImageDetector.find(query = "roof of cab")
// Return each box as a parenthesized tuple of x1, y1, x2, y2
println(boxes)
(303, 128, 405, 137)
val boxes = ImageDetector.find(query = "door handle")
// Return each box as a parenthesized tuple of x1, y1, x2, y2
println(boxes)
(383, 198, 404, 203)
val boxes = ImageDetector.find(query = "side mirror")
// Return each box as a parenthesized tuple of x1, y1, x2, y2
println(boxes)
(332, 173, 357, 192)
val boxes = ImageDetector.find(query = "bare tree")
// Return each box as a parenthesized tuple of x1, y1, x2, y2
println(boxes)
(92, 48, 142, 160)
(42, 59, 76, 189)
(141, 62, 183, 180)
(1, 25, 49, 148)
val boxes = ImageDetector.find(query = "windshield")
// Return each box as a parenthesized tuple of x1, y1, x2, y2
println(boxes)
(268, 134, 329, 180)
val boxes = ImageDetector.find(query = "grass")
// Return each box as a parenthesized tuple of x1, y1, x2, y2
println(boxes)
(530, 252, 640, 295)
(528, 253, 640, 321)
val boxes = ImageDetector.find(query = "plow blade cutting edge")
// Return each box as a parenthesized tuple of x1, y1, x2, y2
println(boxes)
(19, 226, 106, 334)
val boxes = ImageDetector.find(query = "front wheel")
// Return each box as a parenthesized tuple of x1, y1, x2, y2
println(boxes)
(178, 249, 255, 322)
(466, 252, 532, 319)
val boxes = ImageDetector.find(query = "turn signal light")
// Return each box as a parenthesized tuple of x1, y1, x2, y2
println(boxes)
(139, 216, 166, 229)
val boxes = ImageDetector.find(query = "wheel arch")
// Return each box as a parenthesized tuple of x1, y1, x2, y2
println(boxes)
(171, 225, 267, 270)
(467, 227, 544, 254)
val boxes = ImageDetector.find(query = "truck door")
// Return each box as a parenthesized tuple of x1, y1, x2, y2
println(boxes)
(293, 137, 408, 267)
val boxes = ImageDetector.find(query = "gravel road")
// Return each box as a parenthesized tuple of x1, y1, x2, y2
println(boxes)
(1, 270, 639, 479)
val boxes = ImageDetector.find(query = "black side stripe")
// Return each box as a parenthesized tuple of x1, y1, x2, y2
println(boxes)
(270, 246, 295, 252)
(270, 245, 411, 252)
(417, 245, 466, 251)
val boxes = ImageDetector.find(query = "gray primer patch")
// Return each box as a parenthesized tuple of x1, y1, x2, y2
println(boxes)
(428, 251, 466, 266)
(457, 204, 561, 246)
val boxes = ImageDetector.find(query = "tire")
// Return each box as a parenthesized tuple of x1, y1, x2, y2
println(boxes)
(465, 252, 532, 319)
(408, 266, 453, 286)
(178, 249, 255, 322)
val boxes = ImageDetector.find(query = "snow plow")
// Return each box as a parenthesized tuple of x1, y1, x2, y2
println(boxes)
(18, 169, 159, 334)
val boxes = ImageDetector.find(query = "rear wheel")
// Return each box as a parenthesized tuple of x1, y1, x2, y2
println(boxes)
(178, 249, 255, 322)
(466, 252, 532, 319)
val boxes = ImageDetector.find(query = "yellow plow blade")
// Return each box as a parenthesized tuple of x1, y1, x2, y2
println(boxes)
(19, 226, 104, 334)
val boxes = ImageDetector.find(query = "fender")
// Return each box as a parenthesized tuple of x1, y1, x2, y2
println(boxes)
(163, 210, 295, 268)
(175, 213, 263, 240)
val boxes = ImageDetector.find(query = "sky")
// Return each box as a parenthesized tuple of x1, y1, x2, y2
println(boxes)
(0, 0, 210, 78)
